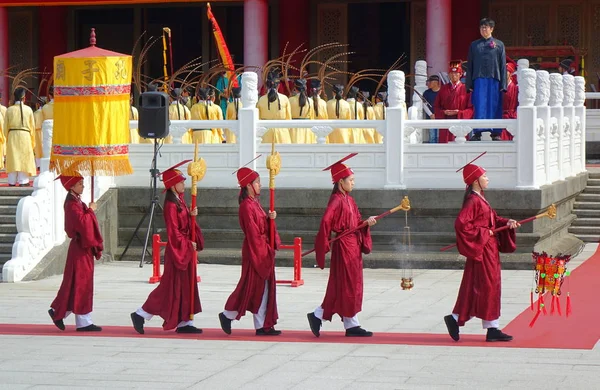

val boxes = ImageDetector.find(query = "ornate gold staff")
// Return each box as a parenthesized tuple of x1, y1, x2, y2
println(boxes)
(266, 140, 281, 248)
(440, 204, 558, 252)
(187, 141, 207, 320)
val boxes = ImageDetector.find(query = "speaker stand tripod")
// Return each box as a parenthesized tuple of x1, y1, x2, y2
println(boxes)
(120, 139, 163, 268)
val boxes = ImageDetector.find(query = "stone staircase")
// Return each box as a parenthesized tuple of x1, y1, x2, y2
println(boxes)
(0, 187, 34, 276)
(570, 171, 600, 243)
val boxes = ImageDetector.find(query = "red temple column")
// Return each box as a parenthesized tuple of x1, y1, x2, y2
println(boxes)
(244, 0, 268, 86)
(0, 7, 9, 106)
(278, 0, 309, 58)
(451, 0, 481, 61)
(426, 0, 451, 75)
(38, 6, 68, 87)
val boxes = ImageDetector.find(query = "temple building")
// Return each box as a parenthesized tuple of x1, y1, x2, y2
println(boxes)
(0, 0, 595, 104)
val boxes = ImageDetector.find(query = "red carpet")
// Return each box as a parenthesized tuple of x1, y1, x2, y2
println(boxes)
(0, 322, 592, 349)
(0, 248, 598, 349)
(502, 244, 600, 350)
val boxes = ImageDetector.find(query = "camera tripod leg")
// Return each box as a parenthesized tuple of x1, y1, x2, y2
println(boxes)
(139, 201, 158, 268)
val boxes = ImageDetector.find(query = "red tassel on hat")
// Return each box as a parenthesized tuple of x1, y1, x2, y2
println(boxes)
(566, 293, 572, 317)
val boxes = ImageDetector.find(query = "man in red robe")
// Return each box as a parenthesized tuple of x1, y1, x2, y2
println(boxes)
(218, 166, 281, 336)
(307, 153, 377, 337)
(48, 174, 104, 332)
(444, 158, 519, 342)
(434, 61, 474, 143)
(130, 161, 204, 334)
(501, 61, 518, 140)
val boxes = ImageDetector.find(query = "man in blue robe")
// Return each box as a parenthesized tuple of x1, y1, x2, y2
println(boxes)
(466, 18, 506, 141)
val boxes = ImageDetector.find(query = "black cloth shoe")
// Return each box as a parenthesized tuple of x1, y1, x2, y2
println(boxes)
(444, 315, 460, 341)
(491, 135, 502, 141)
(176, 325, 203, 334)
(218, 312, 232, 335)
(486, 328, 513, 342)
(130, 312, 145, 335)
(48, 309, 65, 331)
(307, 312, 322, 338)
(345, 326, 373, 337)
(76, 324, 102, 332)
(256, 327, 282, 336)
(470, 134, 482, 141)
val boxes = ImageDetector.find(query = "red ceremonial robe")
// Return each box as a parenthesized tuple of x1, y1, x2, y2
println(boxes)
(433, 82, 473, 143)
(315, 191, 372, 320)
(50, 193, 104, 319)
(224, 196, 281, 329)
(452, 192, 516, 326)
(501, 80, 518, 140)
(141, 194, 204, 330)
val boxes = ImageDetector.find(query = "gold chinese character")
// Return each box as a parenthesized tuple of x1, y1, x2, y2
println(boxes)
(55, 60, 66, 81)
(114, 59, 128, 80)
(82, 60, 100, 81)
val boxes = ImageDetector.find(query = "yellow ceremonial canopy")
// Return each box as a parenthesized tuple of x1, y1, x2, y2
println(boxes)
(50, 28, 133, 177)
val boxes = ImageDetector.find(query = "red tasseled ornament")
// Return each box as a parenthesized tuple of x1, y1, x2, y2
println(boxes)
(550, 295, 556, 314)
(541, 294, 547, 315)
(556, 295, 562, 316)
(566, 293, 572, 317)
(529, 308, 542, 328)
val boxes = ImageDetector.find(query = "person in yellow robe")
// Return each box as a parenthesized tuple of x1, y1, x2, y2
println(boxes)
(373, 91, 387, 120)
(326, 84, 351, 143)
(4, 87, 36, 186)
(257, 72, 291, 144)
(358, 91, 382, 144)
(310, 80, 328, 120)
(288, 79, 316, 144)
(224, 86, 242, 143)
(346, 86, 366, 144)
(169, 88, 190, 144)
(189, 88, 223, 144)
(33, 97, 46, 168)
(208, 88, 225, 142)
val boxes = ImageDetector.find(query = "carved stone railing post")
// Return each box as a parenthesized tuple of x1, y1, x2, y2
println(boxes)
(574, 76, 586, 174)
(563, 74, 575, 178)
(516, 68, 537, 188)
(549, 73, 565, 181)
(535, 71, 550, 185)
(385, 70, 406, 189)
(517, 58, 529, 84)
(413, 60, 427, 118)
(239, 72, 259, 170)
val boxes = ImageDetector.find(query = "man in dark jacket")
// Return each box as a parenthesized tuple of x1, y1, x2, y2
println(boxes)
(466, 18, 506, 141)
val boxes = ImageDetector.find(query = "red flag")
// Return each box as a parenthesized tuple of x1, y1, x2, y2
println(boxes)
(207, 3, 238, 87)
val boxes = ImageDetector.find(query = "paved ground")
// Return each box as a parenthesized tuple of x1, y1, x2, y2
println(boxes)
(0, 243, 599, 389)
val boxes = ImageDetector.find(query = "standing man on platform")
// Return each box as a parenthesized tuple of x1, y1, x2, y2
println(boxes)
(466, 18, 506, 141)
(423, 75, 441, 143)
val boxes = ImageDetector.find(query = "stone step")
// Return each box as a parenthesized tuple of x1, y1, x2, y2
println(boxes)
(0, 233, 16, 243)
(576, 193, 600, 202)
(568, 226, 600, 235)
(569, 217, 600, 226)
(0, 205, 18, 214)
(0, 187, 34, 197)
(0, 196, 24, 206)
(0, 215, 16, 224)
(588, 179, 600, 186)
(584, 186, 600, 194)
(116, 247, 537, 271)
(573, 209, 600, 217)
(588, 172, 600, 179)
(0, 224, 17, 234)
(0, 252, 11, 266)
(574, 201, 600, 210)
(572, 234, 600, 243)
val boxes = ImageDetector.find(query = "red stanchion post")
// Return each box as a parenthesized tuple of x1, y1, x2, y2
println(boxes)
(291, 237, 304, 287)
(149, 234, 162, 284)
